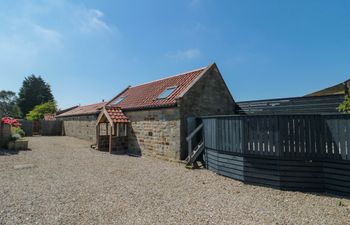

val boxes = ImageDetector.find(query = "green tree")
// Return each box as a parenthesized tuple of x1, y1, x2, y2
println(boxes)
(17, 75, 54, 117)
(26, 101, 57, 121)
(338, 91, 350, 113)
(0, 90, 21, 118)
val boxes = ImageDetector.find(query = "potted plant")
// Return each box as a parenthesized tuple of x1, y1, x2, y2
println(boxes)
(1, 117, 28, 151)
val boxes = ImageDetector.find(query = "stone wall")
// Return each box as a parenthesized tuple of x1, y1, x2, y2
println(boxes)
(0, 123, 11, 148)
(178, 65, 236, 159)
(125, 108, 181, 160)
(58, 114, 98, 143)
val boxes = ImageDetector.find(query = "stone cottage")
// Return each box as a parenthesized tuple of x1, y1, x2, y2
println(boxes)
(58, 63, 235, 160)
(99, 63, 235, 160)
(56, 102, 106, 143)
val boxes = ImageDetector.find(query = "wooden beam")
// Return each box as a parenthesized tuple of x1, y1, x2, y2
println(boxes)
(96, 123, 100, 150)
(109, 124, 112, 154)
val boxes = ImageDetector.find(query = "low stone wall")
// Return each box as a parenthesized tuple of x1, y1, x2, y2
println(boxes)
(58, 115, 98, 143)
(0, 123, 11, 148)
(125, 108, 181, 160)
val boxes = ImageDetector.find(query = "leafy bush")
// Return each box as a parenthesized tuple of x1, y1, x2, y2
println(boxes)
(11, 127, 25, 137)
(338, 92, 350, 113)
(26, 100, 57, 121)
(10, 127, 25, 141)
(11, 133, 22, 141)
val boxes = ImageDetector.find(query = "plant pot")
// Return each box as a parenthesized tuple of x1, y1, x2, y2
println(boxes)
(7, 139, 28, 151)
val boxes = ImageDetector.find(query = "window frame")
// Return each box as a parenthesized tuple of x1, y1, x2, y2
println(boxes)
(157, 86, 177, 100)
(112, 96, 126, 105)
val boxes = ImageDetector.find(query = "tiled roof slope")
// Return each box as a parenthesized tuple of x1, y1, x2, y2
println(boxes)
(108, 66, 207, 110)
(56, 102, 106, 117)
(306, 79, 350, 97)
(105, 107, 129, 123)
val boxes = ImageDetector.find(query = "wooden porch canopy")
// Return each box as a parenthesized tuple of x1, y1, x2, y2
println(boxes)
(96, 106, 129, 153)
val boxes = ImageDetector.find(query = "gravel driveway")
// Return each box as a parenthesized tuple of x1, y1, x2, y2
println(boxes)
(0, 136, 349, 225)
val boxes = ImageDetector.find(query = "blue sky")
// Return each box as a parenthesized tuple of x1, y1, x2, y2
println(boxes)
(1, 0, 350, 109)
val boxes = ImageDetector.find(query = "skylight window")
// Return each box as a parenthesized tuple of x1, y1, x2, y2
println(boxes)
(112, 96, 126, 105)
(157, 86, 177, 99)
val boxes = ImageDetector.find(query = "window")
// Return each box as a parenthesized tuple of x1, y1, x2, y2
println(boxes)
(112, 96, 126, 105)
(157, 86, 177, 99)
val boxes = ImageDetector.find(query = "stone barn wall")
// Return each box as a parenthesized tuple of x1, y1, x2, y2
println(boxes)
(178, 65, 236, 159)
(58, 114, 98, 143)
(125, 108, 181, 160)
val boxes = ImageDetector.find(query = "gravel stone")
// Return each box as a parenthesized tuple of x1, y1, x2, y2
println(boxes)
(0, 136, 350, 225)
(13, 164, 35, 170)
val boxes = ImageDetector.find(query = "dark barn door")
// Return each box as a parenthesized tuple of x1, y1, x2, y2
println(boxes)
(187, 116, 203, 150)
(33, 121, 41, 135)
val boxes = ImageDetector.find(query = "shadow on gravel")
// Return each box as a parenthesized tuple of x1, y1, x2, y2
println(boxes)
(0, 148, 31, 156)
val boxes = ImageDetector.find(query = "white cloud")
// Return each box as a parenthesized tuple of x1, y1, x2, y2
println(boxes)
(32, 24, 63, 44)
(166, 48, 201, 61)
(0, 19, 63, 68)
(0, 1, 118, 68)
(77, 8, 113, 34)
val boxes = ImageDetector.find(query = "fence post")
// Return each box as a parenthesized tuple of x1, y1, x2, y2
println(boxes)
(242, 116, 247, 156)
(276, 116, 280, 159)
(318, 115, 324, 160)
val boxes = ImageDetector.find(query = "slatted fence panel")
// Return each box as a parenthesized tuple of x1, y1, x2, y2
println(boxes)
(203, 114, 350, 196)
(40, 120, 62, 136)
(18, 120, 33, 137)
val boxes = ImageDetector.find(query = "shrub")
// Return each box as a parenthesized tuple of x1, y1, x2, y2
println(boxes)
(11, 127, 25, 138)
(26, 101, 57, 121)
(11, 133, 22, 141)
(1, 117, 25, 141)
(338, 91, 350, 113)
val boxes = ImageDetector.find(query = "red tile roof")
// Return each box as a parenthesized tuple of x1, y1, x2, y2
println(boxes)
(44, 114, 56, 121)
(56, 102, 106, 117)
(108, 66, 207, 110)
(105, 107, 129, 123)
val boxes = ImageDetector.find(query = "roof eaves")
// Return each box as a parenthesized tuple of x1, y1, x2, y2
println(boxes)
(56, 105, 79, 115)
(106, 86, 131, 106)
(129, 67, 207, 89)
(122, 103, 178, 112)
(56, 111, 101, 118)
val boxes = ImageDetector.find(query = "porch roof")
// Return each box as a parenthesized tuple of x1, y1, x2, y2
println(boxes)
(105, 106, 129, 123)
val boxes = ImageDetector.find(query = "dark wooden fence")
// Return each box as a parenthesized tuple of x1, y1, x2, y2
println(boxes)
(0, 123, 11, 148)
(203, 114, 350, 196)
(18, 120, 34, 136)
(40, 120, 62, 136)
(18, 120, 62, 136)
(237, 94, 344, 115)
